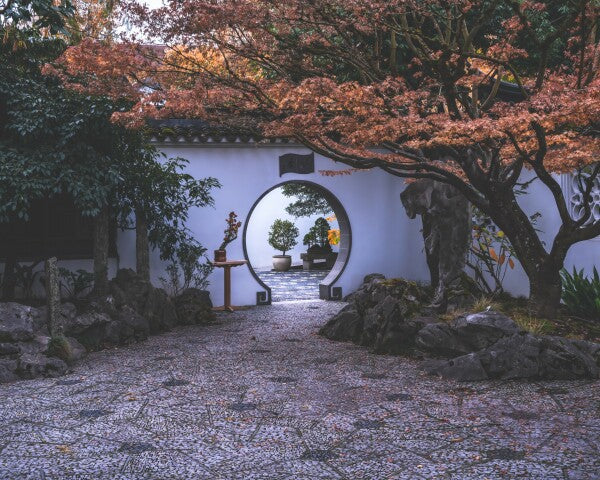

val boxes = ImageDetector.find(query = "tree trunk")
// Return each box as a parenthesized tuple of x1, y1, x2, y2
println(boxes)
(528, 267, 563, 319)
(135, 209, 150, 282)
(480, 193, 565, 318)
(93, 207, 110, 295)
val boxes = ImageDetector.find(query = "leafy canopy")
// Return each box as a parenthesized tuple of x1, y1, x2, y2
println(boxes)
(281, 184, 332, 218)
(268, 219, 299, 255)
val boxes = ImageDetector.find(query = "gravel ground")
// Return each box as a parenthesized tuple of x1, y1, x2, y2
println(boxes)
(0, 300, 598, 480)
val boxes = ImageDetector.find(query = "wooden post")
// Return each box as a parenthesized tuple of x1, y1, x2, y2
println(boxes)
(212, 260, 247, 312)
(45, 257, 61, 336)
(224, 265, 232, 311)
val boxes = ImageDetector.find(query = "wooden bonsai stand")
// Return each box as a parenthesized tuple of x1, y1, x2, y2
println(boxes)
(211, 260, 248, 312)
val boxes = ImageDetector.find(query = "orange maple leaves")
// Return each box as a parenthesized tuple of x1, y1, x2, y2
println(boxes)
(46, 0, 600, 178)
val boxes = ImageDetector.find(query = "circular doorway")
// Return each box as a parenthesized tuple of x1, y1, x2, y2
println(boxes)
(242, 181, 351, 304)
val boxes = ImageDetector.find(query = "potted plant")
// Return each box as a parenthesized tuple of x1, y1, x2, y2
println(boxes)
(267, 219, 299, 271)
(215, 212, 242, 262)
(303, 217, 333, 254)
(301, 217, 338, 270)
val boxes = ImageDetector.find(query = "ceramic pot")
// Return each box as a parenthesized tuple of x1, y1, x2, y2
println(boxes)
(272, 255, 292, 272)
(214, 249, 227, 262)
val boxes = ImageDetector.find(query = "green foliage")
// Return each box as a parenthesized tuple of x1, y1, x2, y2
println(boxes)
(115, 147, 221, 263)
(281, 184, 332, 218)
(58, 268, 93, 299)
(47, 335, 72, 361)
(159, 243, 213, 297)
(303, 217, 332, 251)
(560, 267, 600, 321)
(10, 260, 44, 300)
(267, 219, 299, 256)
(0, 18, 220, 277)
(0, 74, 128, 220)
(0, 0, 74, 48)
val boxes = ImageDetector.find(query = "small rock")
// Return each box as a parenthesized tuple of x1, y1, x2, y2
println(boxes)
(0, 343, 20, 356)
(0, 364, 18, 383)
(17, 353, 68, 379)
(65, 337, 86, 361)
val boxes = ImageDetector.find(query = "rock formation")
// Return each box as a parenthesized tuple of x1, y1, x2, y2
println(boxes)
(321, 274, 600, 381)
(400, 179, 471, 311)
(0, 268, 214, 383)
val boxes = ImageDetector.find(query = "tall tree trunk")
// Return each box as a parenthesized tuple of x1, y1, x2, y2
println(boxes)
(483, 193, 564, 318)
(135, 209, 150, 282)
(93, 207, 110, 296)
(528, 265, 563, 319)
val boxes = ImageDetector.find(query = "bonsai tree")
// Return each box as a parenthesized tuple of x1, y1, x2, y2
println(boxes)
(268, 219, 299, 256)
(219, 211, 242, 251)
(303, 217, 332, 252)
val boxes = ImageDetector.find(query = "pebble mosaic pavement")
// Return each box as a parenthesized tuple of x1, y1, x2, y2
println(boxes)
(0, 300, 599, 480)
(256, 269, 329, 301)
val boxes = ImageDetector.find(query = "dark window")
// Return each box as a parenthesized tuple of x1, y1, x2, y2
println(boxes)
(0, 196, 117, 260)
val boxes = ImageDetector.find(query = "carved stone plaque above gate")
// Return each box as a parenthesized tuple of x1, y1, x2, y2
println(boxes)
(279, 153, 315, 177)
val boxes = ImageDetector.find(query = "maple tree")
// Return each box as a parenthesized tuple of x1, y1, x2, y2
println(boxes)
(51, 0, 600, 316)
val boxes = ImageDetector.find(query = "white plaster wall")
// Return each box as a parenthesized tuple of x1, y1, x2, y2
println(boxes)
(245, 187, 338, 270)
(141, 143, 430, 306)
(5, 145, 599, 305)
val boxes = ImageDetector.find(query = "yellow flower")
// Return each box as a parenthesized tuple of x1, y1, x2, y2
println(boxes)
(328, 229, 340, 245)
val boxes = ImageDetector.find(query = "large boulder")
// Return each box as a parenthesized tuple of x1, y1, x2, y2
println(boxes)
(374, 314, 437, 355)
(116, 306, 150, 343)
(415, 311, 522, 357)
(424, 333, 600, 381)
(64, 312, 112, 350)
(46, 336, 87, 364)
(320, 305, 363, 342)
(145, 288, 178, 332)
(320, 276, 429, 354)
(0, 303, 36, 342)
(16, 334, 50, 356)
(35, 302, 77, 335)
(537, 336, 600, 379)
(17, 353, 68, 379)
(110, 269, 178, 332)
(173, 288, 214, 325)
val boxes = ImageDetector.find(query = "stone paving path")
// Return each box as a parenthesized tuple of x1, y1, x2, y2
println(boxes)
(256, 269, 329, 301)
(0, 301, 599, 480)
